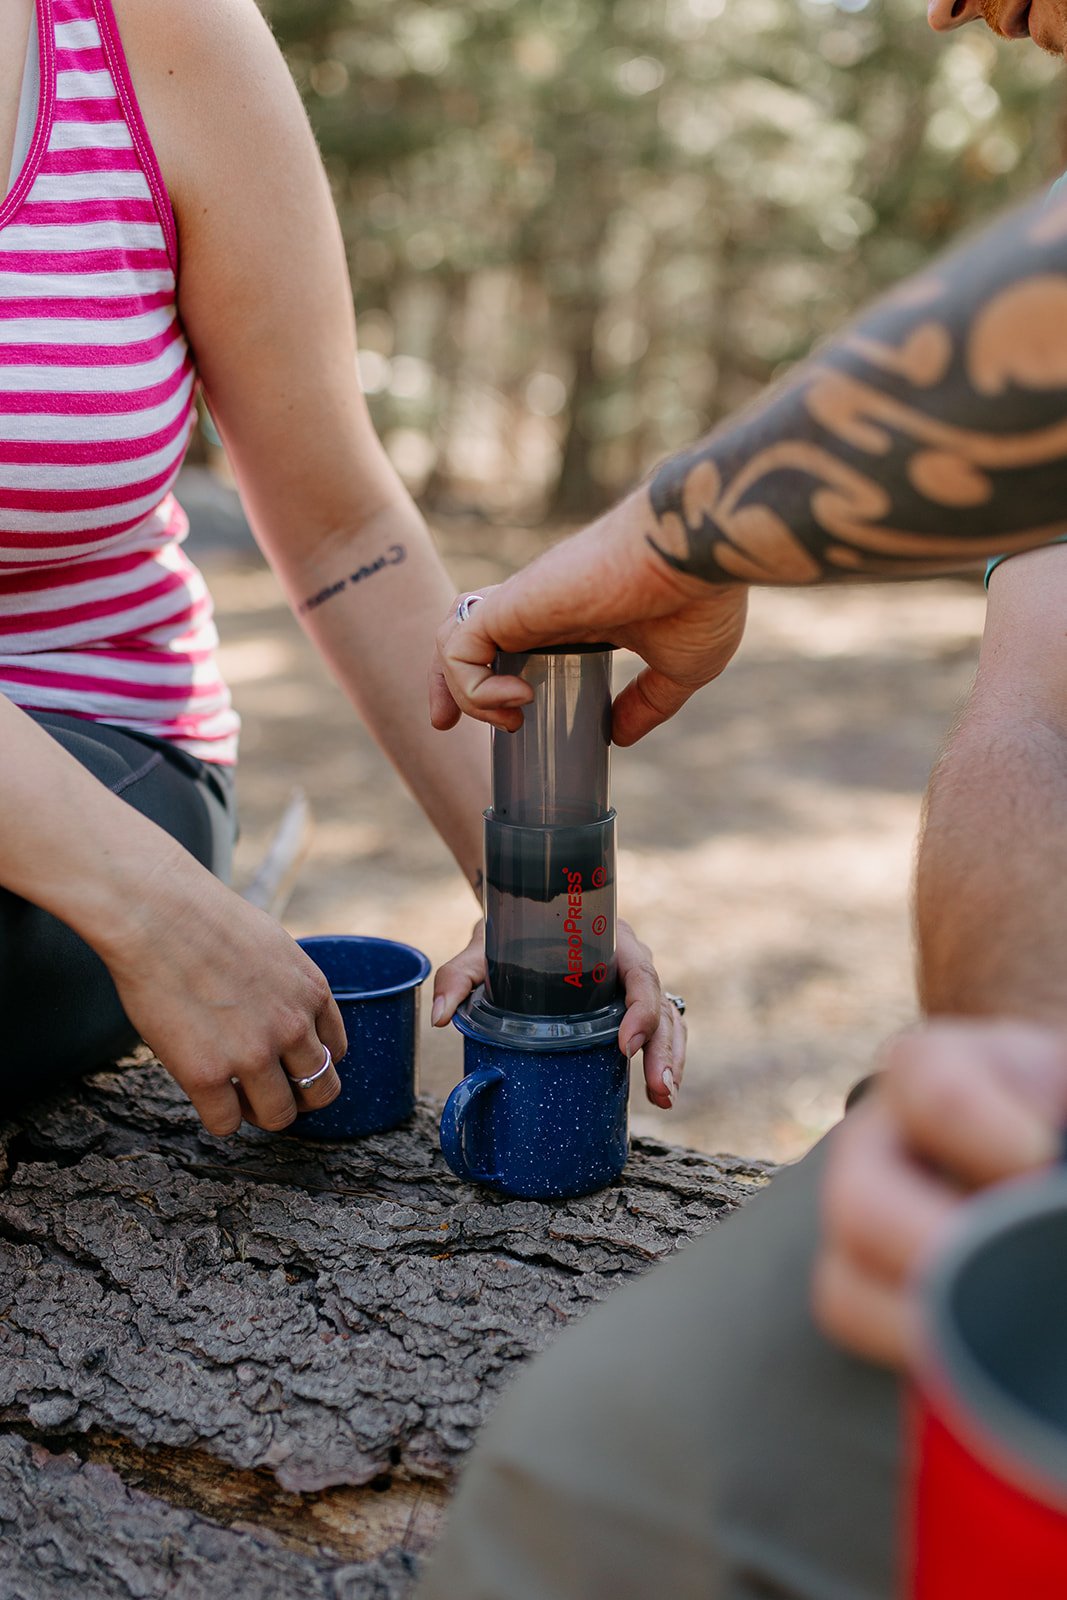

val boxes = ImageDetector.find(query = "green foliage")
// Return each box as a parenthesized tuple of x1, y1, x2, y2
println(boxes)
(258, 0, 1062, 513)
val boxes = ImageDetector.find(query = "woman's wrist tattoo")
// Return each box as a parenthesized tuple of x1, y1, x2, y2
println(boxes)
(298, 544, 407, 616)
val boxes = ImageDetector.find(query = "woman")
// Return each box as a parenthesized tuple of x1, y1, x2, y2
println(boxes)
(0, 0, 684, 1130)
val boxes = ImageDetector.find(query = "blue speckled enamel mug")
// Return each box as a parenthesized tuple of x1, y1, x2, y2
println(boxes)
(289, 936, 431, 1140)
(441, 1017, 629, 1200)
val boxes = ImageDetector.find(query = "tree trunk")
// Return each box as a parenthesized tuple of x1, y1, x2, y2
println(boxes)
(550, 299, 602, 519)
(0, 1062, 771, 1598)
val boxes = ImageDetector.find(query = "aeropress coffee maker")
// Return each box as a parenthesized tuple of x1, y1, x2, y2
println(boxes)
(440, 645, 630, 1199)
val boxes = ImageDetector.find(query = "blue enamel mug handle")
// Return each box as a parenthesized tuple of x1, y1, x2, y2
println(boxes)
(440, 1065, 505, 1183)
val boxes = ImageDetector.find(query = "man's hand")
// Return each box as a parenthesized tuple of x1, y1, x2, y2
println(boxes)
(813, 1020, 1067, 1370)
(429, 495, 748, 747)
(432, 919, 687, 1109)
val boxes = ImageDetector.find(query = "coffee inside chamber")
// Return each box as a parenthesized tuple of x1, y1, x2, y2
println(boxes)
(484, 817, 617, 1016)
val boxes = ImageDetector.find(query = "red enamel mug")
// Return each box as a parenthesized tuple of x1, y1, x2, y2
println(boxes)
(907, 1171, 1067, 1599)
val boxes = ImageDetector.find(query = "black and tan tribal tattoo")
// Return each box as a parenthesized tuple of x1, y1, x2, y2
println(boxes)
(648, 192, 1067, 585)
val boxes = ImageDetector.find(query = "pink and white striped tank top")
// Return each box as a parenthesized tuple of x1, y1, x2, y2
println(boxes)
(0, 0, 238, 765)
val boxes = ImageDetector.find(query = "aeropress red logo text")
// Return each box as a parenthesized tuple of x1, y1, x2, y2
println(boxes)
(563, 869, 584, 988)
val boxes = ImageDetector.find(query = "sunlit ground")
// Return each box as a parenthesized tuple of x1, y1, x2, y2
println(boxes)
(201, 513, 987, 1164)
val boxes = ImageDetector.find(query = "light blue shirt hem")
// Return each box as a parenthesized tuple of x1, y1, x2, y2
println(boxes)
(986, 535, 1067, 589)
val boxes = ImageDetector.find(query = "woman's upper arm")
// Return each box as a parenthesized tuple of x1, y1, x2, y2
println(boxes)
(116, 0, 398, 558)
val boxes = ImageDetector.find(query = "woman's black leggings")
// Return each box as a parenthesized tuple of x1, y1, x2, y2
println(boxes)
(0, 713, 237, 1103)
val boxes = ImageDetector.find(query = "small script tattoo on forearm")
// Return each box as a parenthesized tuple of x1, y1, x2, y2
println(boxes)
(298, 544, 407, 615)
(646, 193, 1067, 587)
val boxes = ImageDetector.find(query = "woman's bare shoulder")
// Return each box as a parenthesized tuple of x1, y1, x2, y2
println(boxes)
(106, 0, 309, 220)
(109, 0, 276, 74)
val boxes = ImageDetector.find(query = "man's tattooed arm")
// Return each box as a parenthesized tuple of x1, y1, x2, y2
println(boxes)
(648, 192, 1067, 584)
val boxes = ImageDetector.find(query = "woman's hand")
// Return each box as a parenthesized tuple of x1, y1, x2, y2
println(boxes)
(102, 856, 347, 1137)
(813, 1020, 1067, 1371)
(428, 496, 748, 748)
(432, 920, 687, 1109)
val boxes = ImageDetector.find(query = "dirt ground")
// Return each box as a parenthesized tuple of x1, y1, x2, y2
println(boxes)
(191, 486, 988, 1165)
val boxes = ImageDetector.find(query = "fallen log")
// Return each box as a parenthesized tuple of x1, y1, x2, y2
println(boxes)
(0, 1062, 772, 1598)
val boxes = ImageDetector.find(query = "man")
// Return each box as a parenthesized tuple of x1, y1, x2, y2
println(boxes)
(417, 2, 1067, 1597)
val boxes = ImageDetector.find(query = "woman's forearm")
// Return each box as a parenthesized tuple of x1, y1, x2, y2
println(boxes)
(267, 498, 490, 889)
(0, 697, 203, 955)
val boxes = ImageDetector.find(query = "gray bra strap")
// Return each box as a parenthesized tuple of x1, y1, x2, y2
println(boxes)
(8, 6, 41, 193)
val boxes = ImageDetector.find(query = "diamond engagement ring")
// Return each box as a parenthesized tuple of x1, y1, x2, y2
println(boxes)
(288, 1044, 334, 1090)
(665, 993, 687, 1017)
(456, 593, 484, 623)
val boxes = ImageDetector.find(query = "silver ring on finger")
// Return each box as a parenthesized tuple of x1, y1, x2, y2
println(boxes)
(456, 593, 484, 624)
(287, 1044, 334, 1090)
(664, 993, 687, 1017)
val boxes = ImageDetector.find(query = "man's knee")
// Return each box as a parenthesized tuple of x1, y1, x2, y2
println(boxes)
(420, 1141, 900, 1600)
(421, 1280, 722, 1599)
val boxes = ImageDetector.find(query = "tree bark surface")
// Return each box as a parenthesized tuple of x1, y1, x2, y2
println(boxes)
(0, 1063, 772, 1599)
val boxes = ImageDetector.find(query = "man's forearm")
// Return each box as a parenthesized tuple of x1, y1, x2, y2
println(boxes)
(646, 192, 1067, 586)
(916, 712, 1067, 1022)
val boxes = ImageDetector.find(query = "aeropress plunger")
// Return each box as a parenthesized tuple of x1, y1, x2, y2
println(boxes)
(439, 645, 630, 1199)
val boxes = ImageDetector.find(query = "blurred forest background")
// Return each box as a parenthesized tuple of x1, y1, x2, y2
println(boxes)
(256, 0, 1062, 515)
(197, 1, 1066, 1160)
